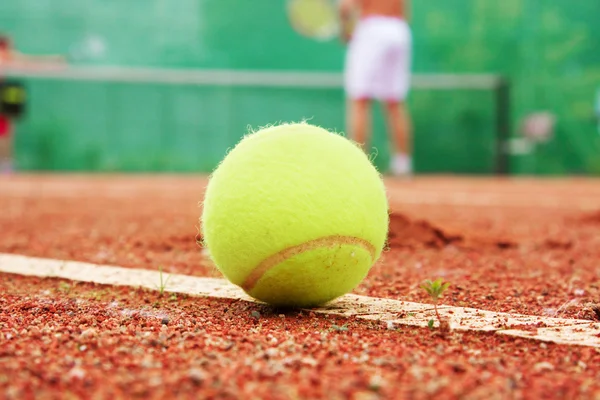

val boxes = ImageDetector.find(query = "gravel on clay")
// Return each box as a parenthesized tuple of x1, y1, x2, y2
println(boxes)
(1, 174, 600, 398)
(2, 274, 600, 400)
(1, 175, 599, 320)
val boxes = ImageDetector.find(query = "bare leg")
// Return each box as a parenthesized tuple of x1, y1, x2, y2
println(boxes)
(385, 100, 411, 155)
(0, 121, 13, 174)
(384, 100, 412, 175)
(347, 97, 371, 151)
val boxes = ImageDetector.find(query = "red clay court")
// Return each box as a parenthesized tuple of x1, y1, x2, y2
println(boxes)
(1, 174, 599, 399)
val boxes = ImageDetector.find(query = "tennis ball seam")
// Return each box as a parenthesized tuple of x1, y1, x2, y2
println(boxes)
(241, 235, 376, 292)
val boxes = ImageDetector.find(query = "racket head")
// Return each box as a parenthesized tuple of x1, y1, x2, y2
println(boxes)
(287, 0, 340, 41)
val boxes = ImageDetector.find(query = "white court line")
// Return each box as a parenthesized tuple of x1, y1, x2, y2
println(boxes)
(1, 253, 599, 348)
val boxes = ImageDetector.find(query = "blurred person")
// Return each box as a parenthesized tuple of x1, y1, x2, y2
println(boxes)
(0, 33, 64, 173)
(0, 34, 16, 174)
(339, 0, 413, 176)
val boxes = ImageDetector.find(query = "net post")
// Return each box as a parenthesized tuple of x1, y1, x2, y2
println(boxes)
(495, 77, 511, 175)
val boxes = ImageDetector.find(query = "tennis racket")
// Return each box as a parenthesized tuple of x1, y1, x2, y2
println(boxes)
(286, 0, 340, 41)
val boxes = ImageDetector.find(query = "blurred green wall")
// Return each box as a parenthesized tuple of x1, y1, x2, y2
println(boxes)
(1, 0, 599, 174)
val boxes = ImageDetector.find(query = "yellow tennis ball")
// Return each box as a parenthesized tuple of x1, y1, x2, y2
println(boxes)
(201, 122, 389, 308)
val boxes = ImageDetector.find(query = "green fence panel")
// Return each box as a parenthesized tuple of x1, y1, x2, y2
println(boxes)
(2, 0, 599, 174)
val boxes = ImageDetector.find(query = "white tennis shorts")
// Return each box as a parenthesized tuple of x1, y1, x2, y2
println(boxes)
(344, 16, 412, 101)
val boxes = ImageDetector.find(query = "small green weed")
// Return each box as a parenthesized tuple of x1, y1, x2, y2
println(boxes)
(330, 323, 349, 332)
(158, 265, 172, 297)
(58, 282, 71, 295)
(427, 319, 435, 330)
(421, 278, 451, 332)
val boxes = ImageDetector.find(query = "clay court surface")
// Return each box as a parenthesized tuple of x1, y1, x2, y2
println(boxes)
(1, 174, 600, 399)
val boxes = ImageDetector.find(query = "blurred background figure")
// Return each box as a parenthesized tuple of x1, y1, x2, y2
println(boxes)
(0, 33, 64, 174)
(340, 0, 413, 177)
(0, 34, 14, 173)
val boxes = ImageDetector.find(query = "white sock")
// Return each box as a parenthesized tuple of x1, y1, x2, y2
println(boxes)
(391, 153, 412, 176)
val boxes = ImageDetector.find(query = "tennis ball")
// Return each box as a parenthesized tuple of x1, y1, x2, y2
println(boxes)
(201, 122, 389, 308)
